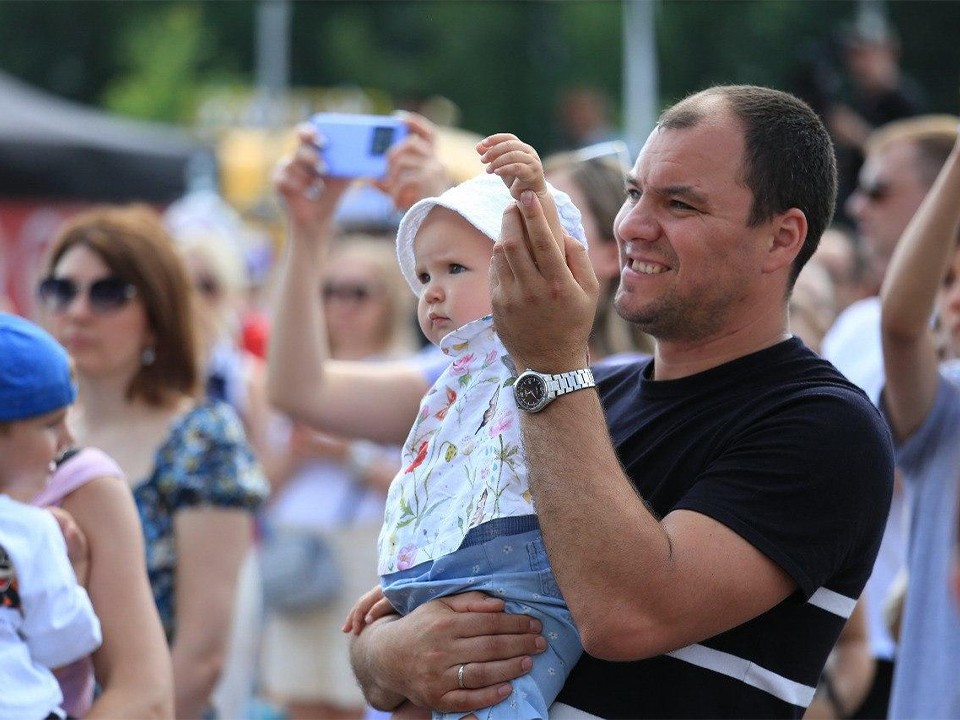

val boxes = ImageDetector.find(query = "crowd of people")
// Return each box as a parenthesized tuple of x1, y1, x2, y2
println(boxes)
(1, 67, 959, 720)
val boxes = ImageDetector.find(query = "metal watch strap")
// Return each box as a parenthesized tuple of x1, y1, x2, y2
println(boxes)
(547, 368, 596, 398)
(514, 367, 596, 413)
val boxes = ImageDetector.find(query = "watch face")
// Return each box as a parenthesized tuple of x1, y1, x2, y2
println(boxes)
(514, 373, 547, 412)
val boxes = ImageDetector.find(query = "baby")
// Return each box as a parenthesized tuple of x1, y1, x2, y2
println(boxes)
(346, 134, 594, 720)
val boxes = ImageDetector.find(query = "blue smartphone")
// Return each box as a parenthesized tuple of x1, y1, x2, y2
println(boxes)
(308, 113, 408, 179)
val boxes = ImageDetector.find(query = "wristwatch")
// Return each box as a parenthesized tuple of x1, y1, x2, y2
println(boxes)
(513, 368, 596, 413)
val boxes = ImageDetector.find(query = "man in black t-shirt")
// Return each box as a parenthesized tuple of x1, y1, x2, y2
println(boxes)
(350, 86, 894, 719)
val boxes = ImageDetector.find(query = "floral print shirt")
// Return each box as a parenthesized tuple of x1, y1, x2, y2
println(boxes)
(378, 316, 532, 574)
(132, 400, 267, 642)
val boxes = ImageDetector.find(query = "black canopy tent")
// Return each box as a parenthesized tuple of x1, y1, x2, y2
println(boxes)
(0, 71, 206, 203)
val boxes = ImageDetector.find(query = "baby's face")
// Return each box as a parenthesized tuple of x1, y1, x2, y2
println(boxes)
(413, 208, 494, 346)
(0, 407, 72, 503)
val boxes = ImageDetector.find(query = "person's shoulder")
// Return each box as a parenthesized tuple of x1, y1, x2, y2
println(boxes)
(158, 402, 268, 506)
(822, 296, 880, 348)
(756, 340, 886, 434)
(591, 351, 651, 382)
(35, 447, 125, 507)
(785, 344, 879, 406)
(836, 295, 881, 320)
(942, 359, 960, 387)
(178, 399, 247, 439)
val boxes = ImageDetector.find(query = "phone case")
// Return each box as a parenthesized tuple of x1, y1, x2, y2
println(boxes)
(309, 113, 408, 179)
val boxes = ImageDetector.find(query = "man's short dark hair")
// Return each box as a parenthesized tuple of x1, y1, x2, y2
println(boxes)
(659, 85, 838, 288)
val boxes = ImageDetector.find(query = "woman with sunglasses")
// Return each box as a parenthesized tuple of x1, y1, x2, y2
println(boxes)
(37, 204, 268, 719)
(260, 233, 419, 720)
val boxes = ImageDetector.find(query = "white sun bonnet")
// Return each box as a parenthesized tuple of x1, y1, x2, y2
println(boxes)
(395, 172, 588, 294)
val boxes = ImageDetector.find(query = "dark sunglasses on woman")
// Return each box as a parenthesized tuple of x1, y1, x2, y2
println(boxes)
(37, 276, 137, 314)
(322, 282, 378, 303)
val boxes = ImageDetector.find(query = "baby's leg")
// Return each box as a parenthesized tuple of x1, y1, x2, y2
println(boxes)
(431, 529, 581, 720)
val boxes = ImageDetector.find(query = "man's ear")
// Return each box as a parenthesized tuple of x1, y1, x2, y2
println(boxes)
(762, 208, 807, 275)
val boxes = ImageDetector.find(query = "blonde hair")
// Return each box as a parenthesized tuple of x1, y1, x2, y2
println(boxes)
(176, 232, 249, 300)
(175, 232, 250, 344)
(326, 234, 418, 358)
(866, 115, 959, 154)
(866, 115, 960, 186)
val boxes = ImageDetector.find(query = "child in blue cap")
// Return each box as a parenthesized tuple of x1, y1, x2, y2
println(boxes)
(0, 311, 102, 720)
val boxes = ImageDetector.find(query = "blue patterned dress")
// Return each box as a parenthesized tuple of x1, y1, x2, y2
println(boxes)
(132, 400, 268, 641)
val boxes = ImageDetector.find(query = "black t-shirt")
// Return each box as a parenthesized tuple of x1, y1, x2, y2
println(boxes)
(557, 338, 894, 718)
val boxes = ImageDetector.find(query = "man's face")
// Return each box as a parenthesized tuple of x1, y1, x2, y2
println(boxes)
(612, 110, 777, 344)
(845, 140, 929, 278)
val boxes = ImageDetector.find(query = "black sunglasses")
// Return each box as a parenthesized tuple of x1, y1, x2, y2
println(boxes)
(856, 179, 891, 203)
(322, 282, 378, 303)
(37, 276, 137, 314)
(194, 274, 221, 298)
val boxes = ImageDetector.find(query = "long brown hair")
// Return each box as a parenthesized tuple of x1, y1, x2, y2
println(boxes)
(44, 204, 202, 406)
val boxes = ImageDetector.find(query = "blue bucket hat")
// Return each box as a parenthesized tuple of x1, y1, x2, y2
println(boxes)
(0, 312, 76, 422)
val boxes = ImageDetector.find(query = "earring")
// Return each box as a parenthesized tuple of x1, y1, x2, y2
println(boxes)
(141, 346, 156, 366)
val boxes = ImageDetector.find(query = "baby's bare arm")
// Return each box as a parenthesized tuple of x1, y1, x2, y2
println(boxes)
(478, 133, 563, 249)
(478, 133, 549, 198)
(343, 583, 397, 635)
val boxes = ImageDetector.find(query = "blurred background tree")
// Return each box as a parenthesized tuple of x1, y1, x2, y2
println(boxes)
(0, 0, 956, 154)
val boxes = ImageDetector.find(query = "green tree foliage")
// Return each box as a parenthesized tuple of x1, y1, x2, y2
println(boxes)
(0, 0, 956, 154)
(102, 4, 218, 124)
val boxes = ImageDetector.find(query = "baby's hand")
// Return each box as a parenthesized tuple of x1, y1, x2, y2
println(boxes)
(48, 507, 90, 587)
(478, 132, 564, 250)
(477, 133, 549, 201)
(342, 583, 397, 635)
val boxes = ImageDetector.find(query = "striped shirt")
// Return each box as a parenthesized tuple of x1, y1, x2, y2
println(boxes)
(558, 338, 893, 718)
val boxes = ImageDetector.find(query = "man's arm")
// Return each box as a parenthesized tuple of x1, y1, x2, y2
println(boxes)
(880, 134, 960, 442)
(490, 193, 796, 660)
(519, 388, 795, 659)
(349, 593, 545, 713)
